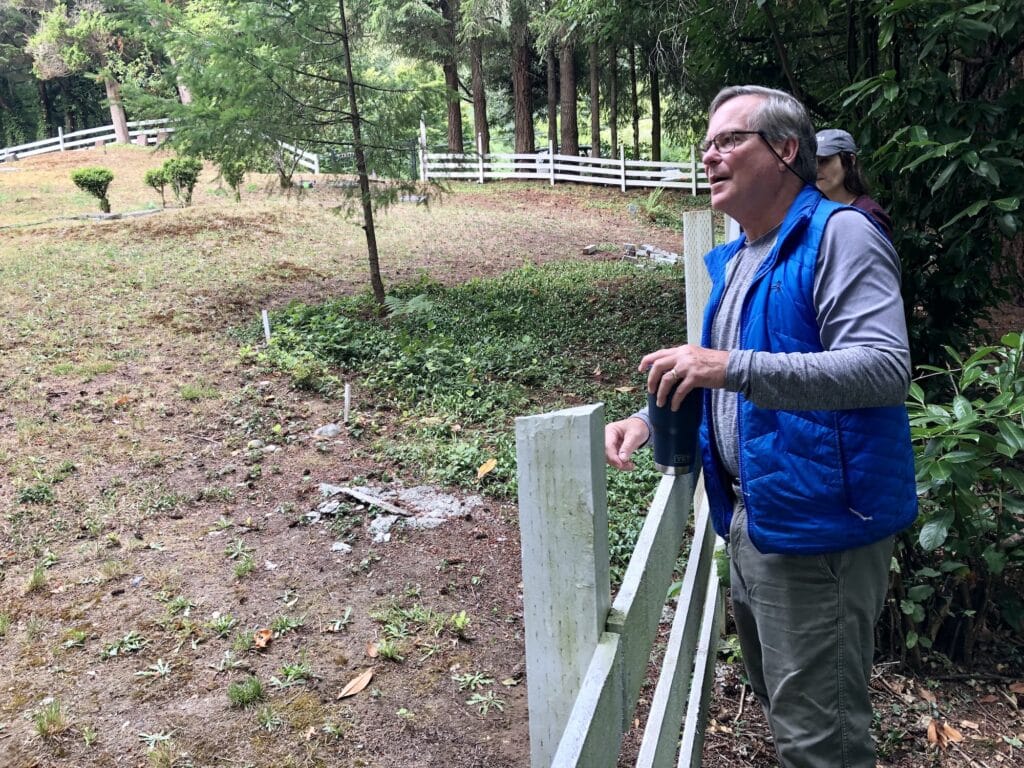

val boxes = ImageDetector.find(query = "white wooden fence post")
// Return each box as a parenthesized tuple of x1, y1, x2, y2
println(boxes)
(58, 127, 65, 152)
(724, 215, 741, 243)
(683, 210, 715, 346)
(549, 141, 556, 186)
(690, 145, 697, 196)
(619, 144, 626, 192)
(516, 403, 611, 768)
(477, 132, 484, 184)
(419, 119, 428, 182)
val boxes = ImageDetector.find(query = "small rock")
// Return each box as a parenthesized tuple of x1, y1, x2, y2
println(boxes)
(264, 560, 278, 570)
(247, 439, 265, 450)
(369, 515, 398, 543)
(582, 244, 598, 255)
(331, 542, 352, 553)
(262, 444, 281, 454)
(313, 423, 341, 438)
(317, 500, 341, 516)
(319, 482, 345, 497)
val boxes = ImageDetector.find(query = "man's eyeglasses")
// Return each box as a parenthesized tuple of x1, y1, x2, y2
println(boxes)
(700, 130, 764, 155)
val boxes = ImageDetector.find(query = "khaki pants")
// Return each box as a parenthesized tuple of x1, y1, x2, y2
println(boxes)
(729, 503, 893, 768)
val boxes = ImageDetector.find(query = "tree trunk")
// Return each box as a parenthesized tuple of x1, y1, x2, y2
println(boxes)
(559, 37, 578, 157)
(628, 45, 639, 159)
(104, 77, 129, 143)
(546, 42, 558, 153)
(338, 0, 385, 307)
(510, 3, 534, 153)
(440, 0, 463, 153)
(37, 80, 54, 137)
(588, 43, 600, 158)
(608, 45, 618, 152)
(470, 37, 489, 155)
(58, 79, 75, 132)
(648, 55, 661, 161)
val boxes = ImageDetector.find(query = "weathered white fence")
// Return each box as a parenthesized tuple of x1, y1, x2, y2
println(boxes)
(516, 211, 725, 768)
(419, 124, 710, 194)
(0, 119, 320, 174)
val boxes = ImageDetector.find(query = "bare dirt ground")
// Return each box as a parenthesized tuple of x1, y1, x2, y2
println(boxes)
(0, 147, 1022, 768)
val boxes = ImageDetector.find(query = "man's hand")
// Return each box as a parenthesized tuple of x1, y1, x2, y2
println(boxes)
(605, 417, 650, 471)
(640, 344, 729, 410)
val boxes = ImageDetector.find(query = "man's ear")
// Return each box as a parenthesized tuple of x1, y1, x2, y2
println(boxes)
(782, 137, 799, 165)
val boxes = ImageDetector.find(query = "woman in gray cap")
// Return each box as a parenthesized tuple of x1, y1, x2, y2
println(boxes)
(815, 128, 893, 239)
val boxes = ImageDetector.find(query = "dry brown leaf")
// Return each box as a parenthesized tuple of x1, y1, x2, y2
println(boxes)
(979, 694, 999, 703)
(942, 723, 964, 743)
(338, 667, 374, 699)
(113, 395, 132, 408)
(1009, 681, 1024, 694)
(919, 687, 937, 704)
(927, 719, 939, 746)
(614, 386, 636, 393)
(500, 677, 519, 687)
(476, 458, 497, 480)
(303, 725, 317, 741)
(960, 720, 980, 731)
(365, 642, 379, 658)
(592, 366, 602, 377)
(253, 628, 272, 649)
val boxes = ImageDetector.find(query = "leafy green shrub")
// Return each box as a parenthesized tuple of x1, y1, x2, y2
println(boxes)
(220, 160, 247, 203)
(70, 167, 114, 213)
(162, 156, 203, 206)
(889, 332, 1024, 665)
(143, 168, 168, 208)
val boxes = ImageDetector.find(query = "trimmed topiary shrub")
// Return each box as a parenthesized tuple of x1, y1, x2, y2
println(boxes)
(143, 168, 168, 208)
(220, 160, 246, 203)
(70, 166, 114, 213)
(162, 156, 203, 206)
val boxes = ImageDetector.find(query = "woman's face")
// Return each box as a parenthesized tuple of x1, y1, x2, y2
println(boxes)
(816, 154, 846, 201)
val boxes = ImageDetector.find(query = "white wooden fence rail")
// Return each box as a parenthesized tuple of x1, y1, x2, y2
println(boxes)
(419, 124, 709, 194)
(0, 119, 320, 174)
(516, 212, 723, 768)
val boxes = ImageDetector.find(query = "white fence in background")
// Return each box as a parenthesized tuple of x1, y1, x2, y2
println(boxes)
(419, 125, 710, 194)
(0, 119, 320, 175)
(516, 211, 724, 768)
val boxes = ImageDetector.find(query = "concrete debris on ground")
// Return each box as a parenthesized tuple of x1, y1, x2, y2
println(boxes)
(309, 483, 485, 545)
(622, 242, 680, 265)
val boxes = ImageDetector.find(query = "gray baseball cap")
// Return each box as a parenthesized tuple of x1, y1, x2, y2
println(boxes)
(815, 128, 858, 157)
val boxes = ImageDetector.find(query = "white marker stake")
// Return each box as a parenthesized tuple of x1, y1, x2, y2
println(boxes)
(343, 383, 351, 423)
(261, 309, 271, 343)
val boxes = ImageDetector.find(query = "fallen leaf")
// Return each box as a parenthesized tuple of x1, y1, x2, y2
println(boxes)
(943, 723, 964, 743)
(500, 677, 519, 687)
(338, 667, 374, 699)
(253, 628, 272, 649)
(1010, 682, 1024, 694)
(113, 395, 132, 408)
(366, 642, 379, 658)
(592, 366, 602, 377)
(927, 720, 942, 748)
(919, 688, 937, 704)
(614, 386, 636, 393)
(960, 720, 980, 731)
(303, 725, 317, 741)
(476, 458, 497, 480)
(979, 694, 999, 703)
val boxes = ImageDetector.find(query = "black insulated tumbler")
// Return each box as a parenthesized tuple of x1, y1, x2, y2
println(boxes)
(647, 385, 703, 475)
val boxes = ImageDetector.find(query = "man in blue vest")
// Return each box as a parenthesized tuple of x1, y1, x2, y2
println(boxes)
(604, 85, 917, 767)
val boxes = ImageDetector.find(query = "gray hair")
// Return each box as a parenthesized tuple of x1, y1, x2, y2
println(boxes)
(709, 85, 817, 185)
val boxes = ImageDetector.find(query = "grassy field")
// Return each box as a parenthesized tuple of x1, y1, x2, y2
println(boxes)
(0, 146, 698, 767)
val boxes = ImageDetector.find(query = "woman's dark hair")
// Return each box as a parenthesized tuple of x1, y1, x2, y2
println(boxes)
(839, 152, 871, 197)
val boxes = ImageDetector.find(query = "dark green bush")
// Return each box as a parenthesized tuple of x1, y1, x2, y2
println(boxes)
(143, 168, 168, 208)
(886, 332, 1024, 665)
(70, 166, 114, 213)
(162, 156, 203, 206)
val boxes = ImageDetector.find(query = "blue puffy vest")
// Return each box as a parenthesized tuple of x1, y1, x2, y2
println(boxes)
(699, 186, 918, 555)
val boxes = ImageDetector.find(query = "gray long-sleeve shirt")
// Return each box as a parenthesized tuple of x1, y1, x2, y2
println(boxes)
(635, 209, 911, 479)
